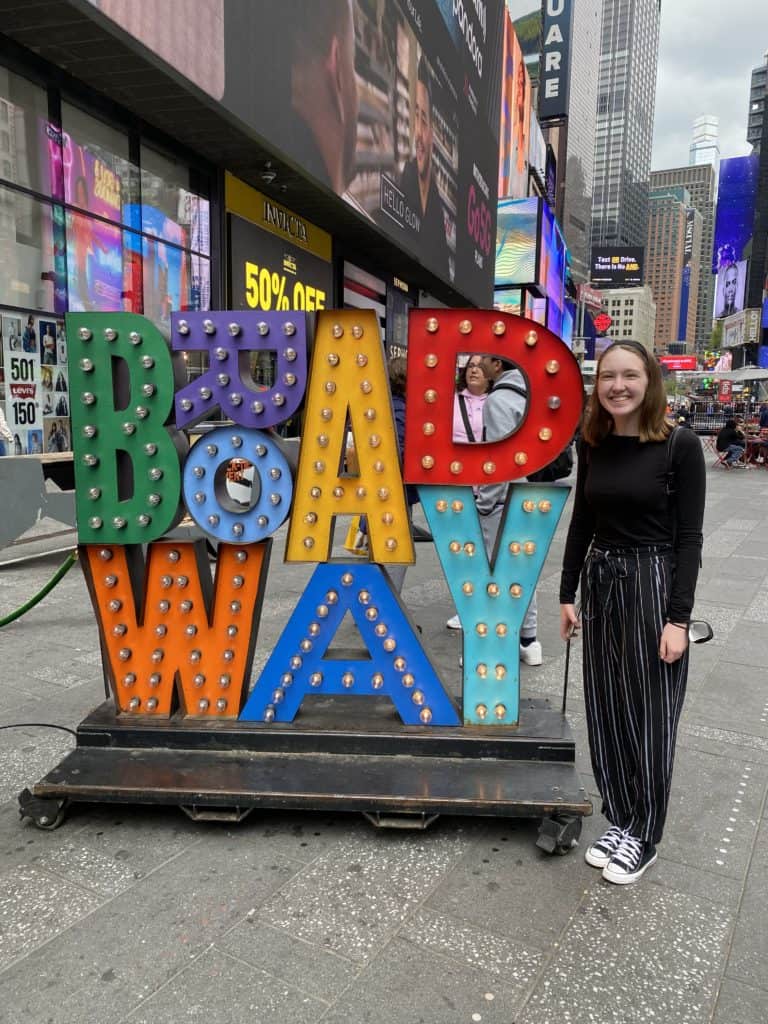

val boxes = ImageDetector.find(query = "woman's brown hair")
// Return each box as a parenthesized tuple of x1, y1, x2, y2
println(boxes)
(581, 341, 671, 445)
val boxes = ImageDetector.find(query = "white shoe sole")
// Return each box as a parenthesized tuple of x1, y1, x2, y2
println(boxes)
(602, 850, 657, 885)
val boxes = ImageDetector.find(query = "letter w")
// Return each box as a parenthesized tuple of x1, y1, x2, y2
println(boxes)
(83, 541, 271, 718)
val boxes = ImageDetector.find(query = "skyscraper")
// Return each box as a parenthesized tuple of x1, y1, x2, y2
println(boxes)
(746, 52, 768, 321)
(649, 164, 717, 350)
(591, 0, 661, 253)
(689, 115, 720, 172)
(646, 185, 702, 352)
(747, 51, 767, 152)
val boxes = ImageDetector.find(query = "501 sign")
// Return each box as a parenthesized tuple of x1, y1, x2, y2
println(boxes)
(7, 353, 41, 431)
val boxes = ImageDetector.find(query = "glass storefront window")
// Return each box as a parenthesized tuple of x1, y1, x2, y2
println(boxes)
(0, 185, 56, 310)
(140, 143, 210, 255)
(65, 210, 125, 312)
(141, 238, 209, 329)
(0, 69, 52, 196)
(61, 101, 140, 228)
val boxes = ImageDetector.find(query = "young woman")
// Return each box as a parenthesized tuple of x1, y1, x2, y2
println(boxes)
(559, 341, 705, 885)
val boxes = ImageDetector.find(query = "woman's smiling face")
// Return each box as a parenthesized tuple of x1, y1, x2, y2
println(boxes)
(597, 346, 649, 430)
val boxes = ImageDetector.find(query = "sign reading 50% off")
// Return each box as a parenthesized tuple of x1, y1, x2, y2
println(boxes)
(244, 261, 326, 312)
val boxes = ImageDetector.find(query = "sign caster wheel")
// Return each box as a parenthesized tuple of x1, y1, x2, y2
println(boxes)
(18, 788, 69, 831)
(536, 813, 582, 855)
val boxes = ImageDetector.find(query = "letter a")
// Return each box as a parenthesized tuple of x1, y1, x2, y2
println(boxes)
(286, 310, 414, 563)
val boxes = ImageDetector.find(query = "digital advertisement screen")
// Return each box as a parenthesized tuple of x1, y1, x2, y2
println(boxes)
(214, 0, 504, 307)
(493, 287, 522, 316)
(538, 201, 566, 338)
(53, 134, 124, 313)
(713, 259, 747, 320)
(526, 293, 546, 325)
(82, 1, 503, 304)
(495, 196, 538, 287)
(229, 215, 334, 316)
(498, 10, 531, 201)
(561, 300, 575, 349)
(591, 247, 644, 287)
(677, 208, 695, 340)
(712, 154, 759, 273)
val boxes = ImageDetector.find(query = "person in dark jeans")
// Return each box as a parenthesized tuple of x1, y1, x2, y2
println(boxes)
(715, 418, 746, 465)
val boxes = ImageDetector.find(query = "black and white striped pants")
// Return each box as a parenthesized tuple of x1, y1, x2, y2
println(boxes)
(581, 545, 689, 846)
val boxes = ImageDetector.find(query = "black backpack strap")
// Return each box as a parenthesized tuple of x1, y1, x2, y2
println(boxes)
(457, 393, 475, 443)
(489, 381, 528, 400)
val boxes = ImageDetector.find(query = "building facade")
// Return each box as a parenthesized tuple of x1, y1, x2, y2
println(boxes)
(689, 115, 720, 172)
(0, 1, 508, 456)
(746, 52, 768, 337)
(601, 284, 656, 351)
(591, 0, 661, 253)
(649, 163, 717, 350)
(747, 52, 768, 152)
(646, 186, 702, 352)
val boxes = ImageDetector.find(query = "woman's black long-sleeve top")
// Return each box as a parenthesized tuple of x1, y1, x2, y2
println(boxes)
(559, 430, 706, 623)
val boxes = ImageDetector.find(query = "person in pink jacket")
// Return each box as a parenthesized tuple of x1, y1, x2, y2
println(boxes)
(447, 356, 489, 629)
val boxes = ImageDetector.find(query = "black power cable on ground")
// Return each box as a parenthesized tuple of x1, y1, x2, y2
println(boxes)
(0, 549, 78, 628)
(0, 723, 77, 737)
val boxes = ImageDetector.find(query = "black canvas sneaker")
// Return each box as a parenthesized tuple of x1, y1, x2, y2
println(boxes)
(584, 825, 626, 868)
(602, 834, 658, 885)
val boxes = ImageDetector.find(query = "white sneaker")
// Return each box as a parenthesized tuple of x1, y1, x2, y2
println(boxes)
(446, 614, 462, 630)
(602, 835, 657, 885)
(584, 825, 626, 868)
(520, 640, 542, 666)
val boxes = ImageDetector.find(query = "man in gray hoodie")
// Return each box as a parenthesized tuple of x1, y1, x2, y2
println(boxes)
(476, 354, 541, 665)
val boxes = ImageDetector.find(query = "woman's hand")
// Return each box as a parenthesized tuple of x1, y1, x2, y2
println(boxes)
(560, 604, 580, 642)
(659, 622, 688, 663)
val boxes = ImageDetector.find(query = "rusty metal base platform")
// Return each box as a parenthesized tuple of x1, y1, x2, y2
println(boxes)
(20, 696, 592, 833)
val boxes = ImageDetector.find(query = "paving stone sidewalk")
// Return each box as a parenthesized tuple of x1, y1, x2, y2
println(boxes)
(1, 450, 766, 1024)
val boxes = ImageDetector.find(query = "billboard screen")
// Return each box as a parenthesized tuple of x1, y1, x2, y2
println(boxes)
(539, 201, 566, 338)
(59, 136, 124, 313)
(87, 0, 504, 306)
(539, 0, 573, 120)
(659, 355, 697, 371)
(591, 247, 644, 287)
(495, 196, 538, 286)
(677, 207, 695, 340)
(241, 0, 504, 306)
(498, 12, 531, 200)
(229, 214, 333, 316)
(713, 259, 747, 319)
(493, 287, 522, 316)
(712, 154, 759, 273)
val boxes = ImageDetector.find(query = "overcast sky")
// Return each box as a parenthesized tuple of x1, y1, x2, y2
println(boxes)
(652, 3, 766, 170)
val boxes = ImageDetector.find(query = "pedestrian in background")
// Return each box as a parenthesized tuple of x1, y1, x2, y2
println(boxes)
(446, 355, 489, 630)
(476, 353, 542, 665)
(0, 404, 13, 454)
(715, 418, 746, 465)
(559, 341, 705, 884)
